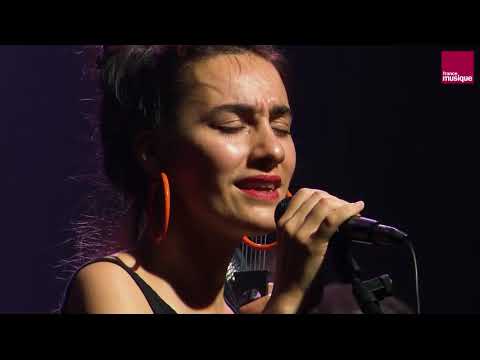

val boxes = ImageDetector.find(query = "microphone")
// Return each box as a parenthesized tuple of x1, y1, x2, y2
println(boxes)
(274, 198, 408, 246)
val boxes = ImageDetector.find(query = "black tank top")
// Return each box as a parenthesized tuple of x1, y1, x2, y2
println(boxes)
(61, 257, 240, 314)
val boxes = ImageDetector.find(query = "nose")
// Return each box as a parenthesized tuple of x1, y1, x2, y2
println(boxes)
(247, 122, 285, 171)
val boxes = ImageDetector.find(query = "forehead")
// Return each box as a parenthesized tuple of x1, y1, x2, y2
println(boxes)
(183, 53, 289, 109)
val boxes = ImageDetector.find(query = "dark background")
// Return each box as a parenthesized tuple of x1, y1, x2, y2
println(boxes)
(1, 45, 478, 313)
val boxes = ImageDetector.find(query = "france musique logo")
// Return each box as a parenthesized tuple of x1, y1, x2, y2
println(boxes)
(441, 51, 474, 85)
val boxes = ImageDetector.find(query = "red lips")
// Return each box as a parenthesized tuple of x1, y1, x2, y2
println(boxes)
(235, 175, 282, 202)
(235, 175, 282, 190)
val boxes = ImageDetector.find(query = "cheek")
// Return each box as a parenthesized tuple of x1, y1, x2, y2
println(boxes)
(205, 140, 246, 174)
(169, 134, 249, 223)
(172, 134, 248, 190)
(283, 140, 297, 182)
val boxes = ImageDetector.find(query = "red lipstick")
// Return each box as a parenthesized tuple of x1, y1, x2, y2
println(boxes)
(235, 175, 282, 202)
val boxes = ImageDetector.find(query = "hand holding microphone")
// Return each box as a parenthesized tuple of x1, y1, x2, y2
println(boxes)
(264, 189, 365, 314)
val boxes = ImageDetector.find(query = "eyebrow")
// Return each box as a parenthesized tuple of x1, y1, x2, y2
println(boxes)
(209, 103, 292, 121)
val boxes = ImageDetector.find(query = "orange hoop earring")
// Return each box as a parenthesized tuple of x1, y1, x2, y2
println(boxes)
(147, 172, 171, 243)
(241, 190, 293, 251)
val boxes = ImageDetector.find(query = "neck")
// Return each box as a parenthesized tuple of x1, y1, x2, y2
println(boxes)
(137, 206, 241, 312)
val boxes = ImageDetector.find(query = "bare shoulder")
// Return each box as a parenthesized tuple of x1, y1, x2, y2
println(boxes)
(64, 258, 152, 314)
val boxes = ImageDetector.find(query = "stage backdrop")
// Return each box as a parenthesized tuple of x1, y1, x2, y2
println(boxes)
(1, 45, 478, 313)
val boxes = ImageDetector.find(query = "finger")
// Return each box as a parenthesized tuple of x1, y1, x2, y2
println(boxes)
(281, 192, 327, 236)
(315, 201, 365, 239)
(295, 197, 339, 244)
(267, 282, 274, 296)
(277, 188, 321, 227)
(299, 197, 363, 239)
(278, 189, 349, 228)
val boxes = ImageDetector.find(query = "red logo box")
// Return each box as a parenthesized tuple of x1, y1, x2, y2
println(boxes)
(441, 51, 474, 85)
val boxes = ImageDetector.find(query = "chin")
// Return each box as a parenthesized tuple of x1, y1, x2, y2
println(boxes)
(241, 218, 276, 237)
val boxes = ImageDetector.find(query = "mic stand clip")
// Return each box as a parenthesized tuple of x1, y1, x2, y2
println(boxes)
(349, 257, 393, 314)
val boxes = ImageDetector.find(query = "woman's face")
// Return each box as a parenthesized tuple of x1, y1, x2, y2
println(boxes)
(165, 52, 296, 240)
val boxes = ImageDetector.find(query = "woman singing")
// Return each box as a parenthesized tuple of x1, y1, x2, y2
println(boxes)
(61, 45, 365, 314)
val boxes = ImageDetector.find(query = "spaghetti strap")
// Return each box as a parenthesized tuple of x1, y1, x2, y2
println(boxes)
(100, 256, 177, 314)
(61, 256, 176, 314)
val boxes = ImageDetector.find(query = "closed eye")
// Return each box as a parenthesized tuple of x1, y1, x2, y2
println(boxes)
(210, 121, 247, 134)
(208, 104, 292, 123)
(272, 127, 291, 136)
(205, 103, 293, 136)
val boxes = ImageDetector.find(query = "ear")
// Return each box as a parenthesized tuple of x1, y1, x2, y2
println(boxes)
(133, 130, 166, 179)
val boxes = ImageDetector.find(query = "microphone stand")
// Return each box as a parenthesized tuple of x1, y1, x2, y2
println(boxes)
(335, 233, 392, 314)
(349, 256, 384, 314)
